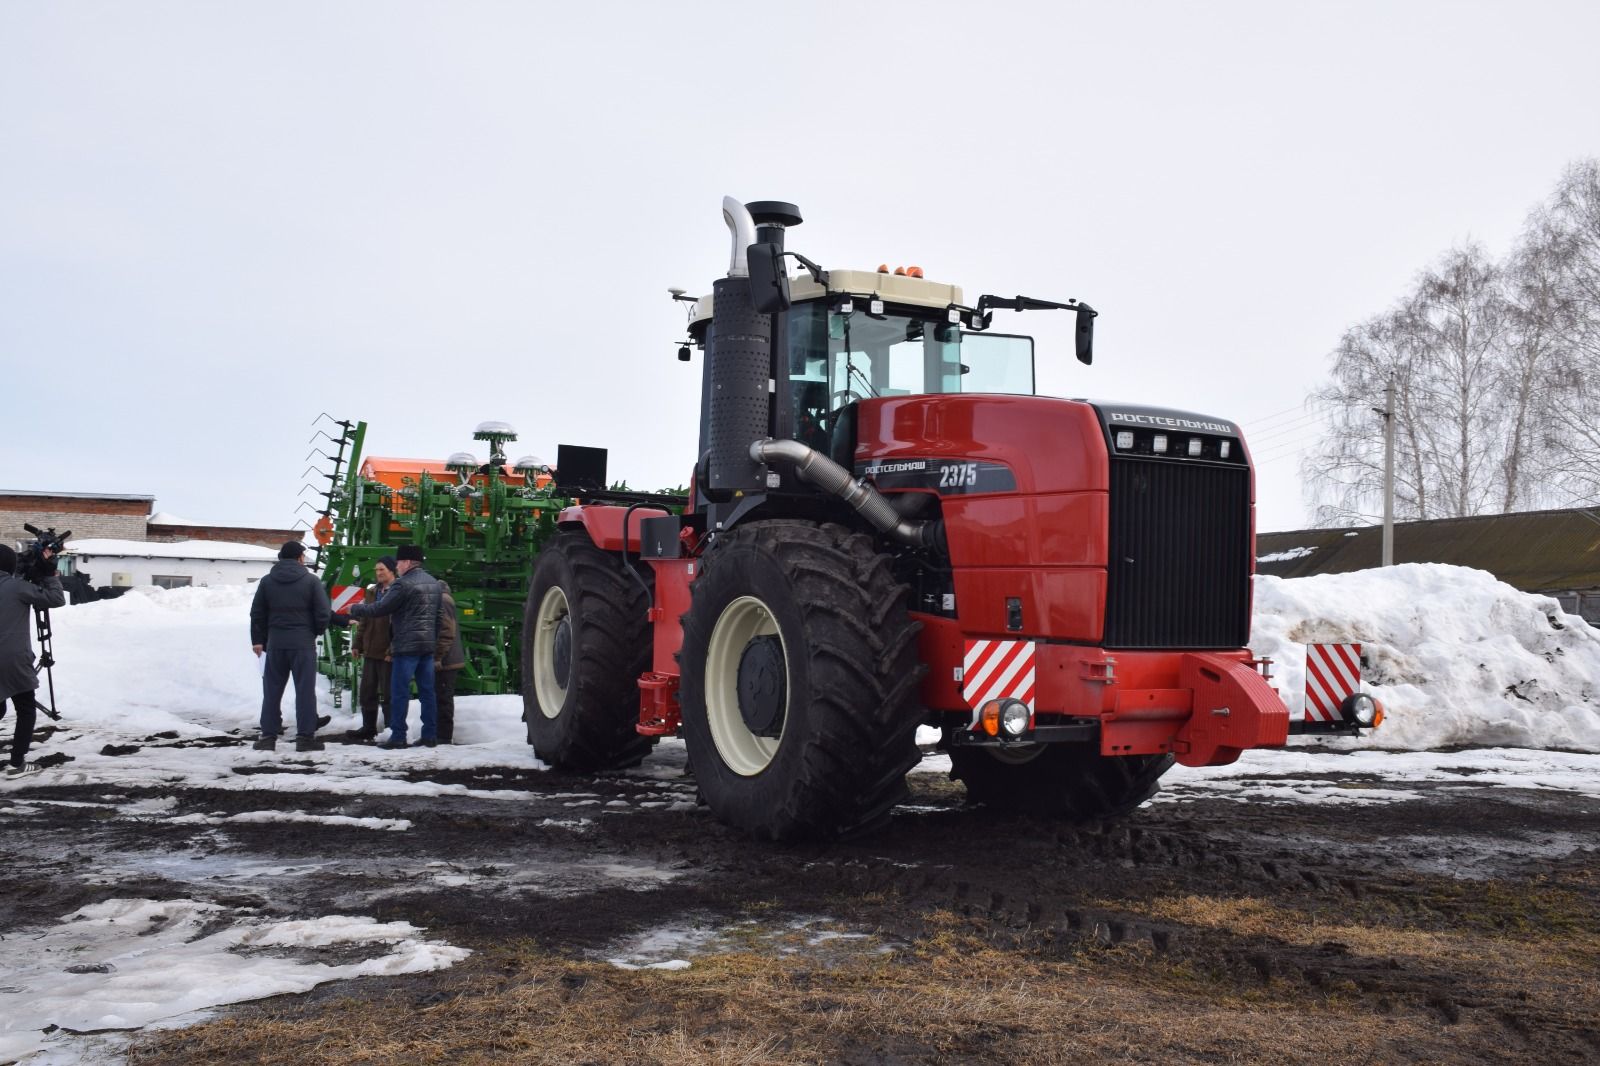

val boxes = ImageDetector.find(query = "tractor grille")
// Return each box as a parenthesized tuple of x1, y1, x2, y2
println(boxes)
(1103, 457, 1252, 649)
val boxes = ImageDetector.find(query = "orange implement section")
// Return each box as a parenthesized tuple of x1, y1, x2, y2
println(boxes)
(358, 457, 552, 491)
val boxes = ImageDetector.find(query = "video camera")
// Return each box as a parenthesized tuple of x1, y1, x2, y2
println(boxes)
(15, 523, 70, 581)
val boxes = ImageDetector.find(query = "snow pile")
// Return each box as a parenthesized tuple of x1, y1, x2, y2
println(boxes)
(50, 584, 264, 736)
(1251, 564, 1600, 752)
(23, 561, 1600, 761)
(0, 898, 467, 1063)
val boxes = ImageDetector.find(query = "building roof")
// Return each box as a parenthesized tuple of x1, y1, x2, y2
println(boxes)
(67, 538, 286, 562)
(0, 489, 155, 503)
(1256, 507, 1600, 591)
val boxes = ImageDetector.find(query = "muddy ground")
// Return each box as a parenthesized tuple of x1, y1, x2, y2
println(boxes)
(3, 738, 1598, 1065)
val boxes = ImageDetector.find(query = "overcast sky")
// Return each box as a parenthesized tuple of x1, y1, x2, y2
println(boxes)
(3, 1, 1598, 534)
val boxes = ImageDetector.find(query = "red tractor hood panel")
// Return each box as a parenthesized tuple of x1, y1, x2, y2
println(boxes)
(853, 395, 1110, 496)
(855, 395, 1112, 643)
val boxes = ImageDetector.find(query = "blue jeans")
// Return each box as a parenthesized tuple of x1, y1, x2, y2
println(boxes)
(388, 654, 437, 743)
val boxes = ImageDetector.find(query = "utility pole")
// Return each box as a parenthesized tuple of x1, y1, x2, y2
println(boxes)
(1382, 375, 1395, 567)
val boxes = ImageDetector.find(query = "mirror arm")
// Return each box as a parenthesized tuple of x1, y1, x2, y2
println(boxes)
(977, 294, 1097, 317)
(782, 251, 828, 286)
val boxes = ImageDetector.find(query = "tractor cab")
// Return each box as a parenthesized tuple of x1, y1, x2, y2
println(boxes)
(689, 267, 1037, 457)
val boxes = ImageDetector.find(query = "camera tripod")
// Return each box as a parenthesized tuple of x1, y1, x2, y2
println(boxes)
(32, 606, 61, 721)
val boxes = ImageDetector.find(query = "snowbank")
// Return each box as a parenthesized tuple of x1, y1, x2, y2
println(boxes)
(1252, 564, 1600, 752)
(32, 562, 1600, 753)
(50, 584, 266, 736)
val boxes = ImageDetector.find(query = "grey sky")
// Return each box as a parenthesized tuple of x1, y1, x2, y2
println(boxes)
(4, 1, 1597, 533)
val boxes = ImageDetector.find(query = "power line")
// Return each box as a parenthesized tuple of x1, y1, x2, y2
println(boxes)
(1240, 409, 1322, 436)
(1241, 413, 1327, 449)
(1236, 400, 1315, 426)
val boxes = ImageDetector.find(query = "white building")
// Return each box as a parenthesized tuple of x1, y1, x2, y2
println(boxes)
(64, 538, 289, 590)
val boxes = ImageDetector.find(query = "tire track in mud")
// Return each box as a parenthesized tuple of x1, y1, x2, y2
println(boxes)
(8, 759, 1599, 1058)
(731, 803, 1600, 1048)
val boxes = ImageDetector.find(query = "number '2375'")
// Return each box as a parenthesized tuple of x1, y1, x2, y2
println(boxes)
(938, 462, 978, 488)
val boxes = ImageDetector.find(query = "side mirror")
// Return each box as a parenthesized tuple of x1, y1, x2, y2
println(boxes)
(1075, 304, 1095, 365)
(746, 242, 791, 314)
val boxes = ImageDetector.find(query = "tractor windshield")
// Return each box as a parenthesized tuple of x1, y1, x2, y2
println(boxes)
(785, 301, 1034, 446)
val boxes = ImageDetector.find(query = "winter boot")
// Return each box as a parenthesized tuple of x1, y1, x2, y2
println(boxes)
(295, 736, 325, 752)
(252, 736, 277, 751)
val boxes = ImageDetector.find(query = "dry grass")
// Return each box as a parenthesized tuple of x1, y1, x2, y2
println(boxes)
(129, 912, 1487, 1066)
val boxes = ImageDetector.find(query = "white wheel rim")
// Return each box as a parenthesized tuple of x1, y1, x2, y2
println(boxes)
(532, 585, 570, 719)
(705, 595, 787, 776)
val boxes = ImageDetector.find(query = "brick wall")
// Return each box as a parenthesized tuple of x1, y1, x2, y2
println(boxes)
(147, 523, 301, 550)
(0, 496, 152, 548)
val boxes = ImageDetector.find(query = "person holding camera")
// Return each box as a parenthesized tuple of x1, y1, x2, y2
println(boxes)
(0, 542, 65, 779)
(250, 540, 333, 752)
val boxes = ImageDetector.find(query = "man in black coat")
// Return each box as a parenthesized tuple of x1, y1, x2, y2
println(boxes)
(341, 544, 441, 750)
(249, 541, 332, 752)
(0, 543, 66, 778)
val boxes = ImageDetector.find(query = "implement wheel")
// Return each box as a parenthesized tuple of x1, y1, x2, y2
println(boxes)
(679, 520, 924, 841)
(521, 531, 656, 771)
(949, 743, 1173, 818)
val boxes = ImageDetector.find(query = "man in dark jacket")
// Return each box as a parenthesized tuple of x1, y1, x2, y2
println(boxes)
(0, 543, 66, 778)
(343, 555, 396, 742)
(342, 544, 441, 749)
(250, 541, 332, 752)
(434, 581, 467, 744)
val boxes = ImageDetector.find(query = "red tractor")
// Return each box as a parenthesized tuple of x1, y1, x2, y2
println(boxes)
(522, 197, 1379, 840)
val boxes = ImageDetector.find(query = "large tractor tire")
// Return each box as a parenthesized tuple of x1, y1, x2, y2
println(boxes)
(949, 743, 1173, 818)
(679, 520, 925, 842)
(521, 531, 656, 771)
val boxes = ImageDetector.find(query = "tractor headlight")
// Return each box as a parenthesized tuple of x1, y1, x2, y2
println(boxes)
(979, 698, 1033, 738)
(1000, 700, 1031, 737)
(1340, 692, 1381, 727)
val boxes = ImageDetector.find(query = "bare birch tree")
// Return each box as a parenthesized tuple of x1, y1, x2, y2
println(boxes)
(1306, 159, 1600, 525)
(1530, 160, 1600, 504)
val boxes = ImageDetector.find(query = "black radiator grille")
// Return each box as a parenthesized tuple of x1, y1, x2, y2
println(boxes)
(1103, 457, 1252, 649)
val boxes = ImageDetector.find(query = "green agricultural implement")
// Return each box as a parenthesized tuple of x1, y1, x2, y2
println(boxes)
(308, 418, 572, 701)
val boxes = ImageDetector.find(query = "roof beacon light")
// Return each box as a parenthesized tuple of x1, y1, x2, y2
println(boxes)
(1153, 434, 1169, 454)
(906, 266, 924, 278)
